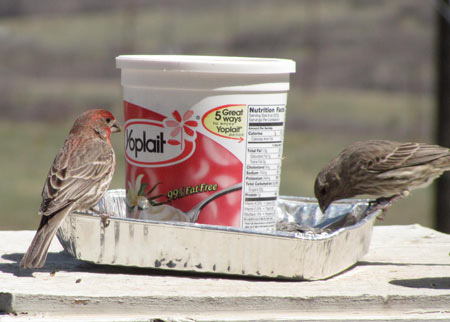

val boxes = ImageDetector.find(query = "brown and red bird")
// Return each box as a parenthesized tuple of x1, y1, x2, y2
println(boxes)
(20, 109, 121, 269)
(314, 140, 450, 213)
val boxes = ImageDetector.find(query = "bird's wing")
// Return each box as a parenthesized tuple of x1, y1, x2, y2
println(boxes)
(365, 142, 449, 173)
(39, 136, 114, 216)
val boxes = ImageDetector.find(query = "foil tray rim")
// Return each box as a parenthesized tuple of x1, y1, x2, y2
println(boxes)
(74, 194, 381, 240)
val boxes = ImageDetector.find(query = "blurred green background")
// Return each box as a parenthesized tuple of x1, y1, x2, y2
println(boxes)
(0, 0, 442, 230)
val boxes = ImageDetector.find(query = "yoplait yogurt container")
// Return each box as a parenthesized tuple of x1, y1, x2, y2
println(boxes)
(116, 55, 295, 232)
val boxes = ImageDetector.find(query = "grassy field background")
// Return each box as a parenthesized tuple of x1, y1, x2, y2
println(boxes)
(0, 0, 439, 230)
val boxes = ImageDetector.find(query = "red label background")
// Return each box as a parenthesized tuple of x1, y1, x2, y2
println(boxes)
(124, 101, 243, 227)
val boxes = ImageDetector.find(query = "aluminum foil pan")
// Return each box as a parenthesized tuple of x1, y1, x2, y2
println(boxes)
(56, 189, 381, 280)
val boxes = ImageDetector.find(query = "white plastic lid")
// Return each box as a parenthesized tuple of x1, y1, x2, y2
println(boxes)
(116, 55, 296, 74)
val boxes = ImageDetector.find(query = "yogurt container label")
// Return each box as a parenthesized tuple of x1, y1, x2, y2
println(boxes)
(117, 55, 295, 232)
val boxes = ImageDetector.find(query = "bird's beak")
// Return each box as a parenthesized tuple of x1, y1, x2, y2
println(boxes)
(111, 121, 121, 133)
(319, 199, 331, 214)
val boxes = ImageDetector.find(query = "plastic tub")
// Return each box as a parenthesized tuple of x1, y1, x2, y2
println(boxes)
(116, 55, 295, 232)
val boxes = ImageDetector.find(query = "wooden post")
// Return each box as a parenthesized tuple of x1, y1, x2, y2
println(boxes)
(436, 0, 450, 233)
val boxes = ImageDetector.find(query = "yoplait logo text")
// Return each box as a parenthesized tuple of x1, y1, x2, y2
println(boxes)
(124, 110, 198, 167)
(126, 128, 167, 158)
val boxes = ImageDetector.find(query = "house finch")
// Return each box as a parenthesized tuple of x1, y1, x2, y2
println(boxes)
(314, 140, 450, 213)
(20, 109, 121, 269)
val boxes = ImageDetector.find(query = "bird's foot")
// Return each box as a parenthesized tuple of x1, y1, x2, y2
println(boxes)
(368, 191, 409, 220)
(376, 208, 388, 221)
(89, 208, 111, 228)
(99, 213, 110, 228)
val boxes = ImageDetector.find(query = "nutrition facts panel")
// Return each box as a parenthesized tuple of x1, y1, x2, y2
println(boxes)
(242, 104, 286, 231)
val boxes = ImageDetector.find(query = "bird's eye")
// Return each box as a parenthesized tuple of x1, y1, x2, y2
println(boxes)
(105, 118, 111, 123)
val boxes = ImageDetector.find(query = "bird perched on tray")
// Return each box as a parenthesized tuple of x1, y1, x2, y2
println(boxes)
(20, 109, 121, 269)
(314, 140, 450, 214)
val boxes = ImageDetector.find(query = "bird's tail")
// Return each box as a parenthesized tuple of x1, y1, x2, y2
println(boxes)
(441, 155, 450, 171)
(432, 154, 450, 172)
(20, 208, 69, 269)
